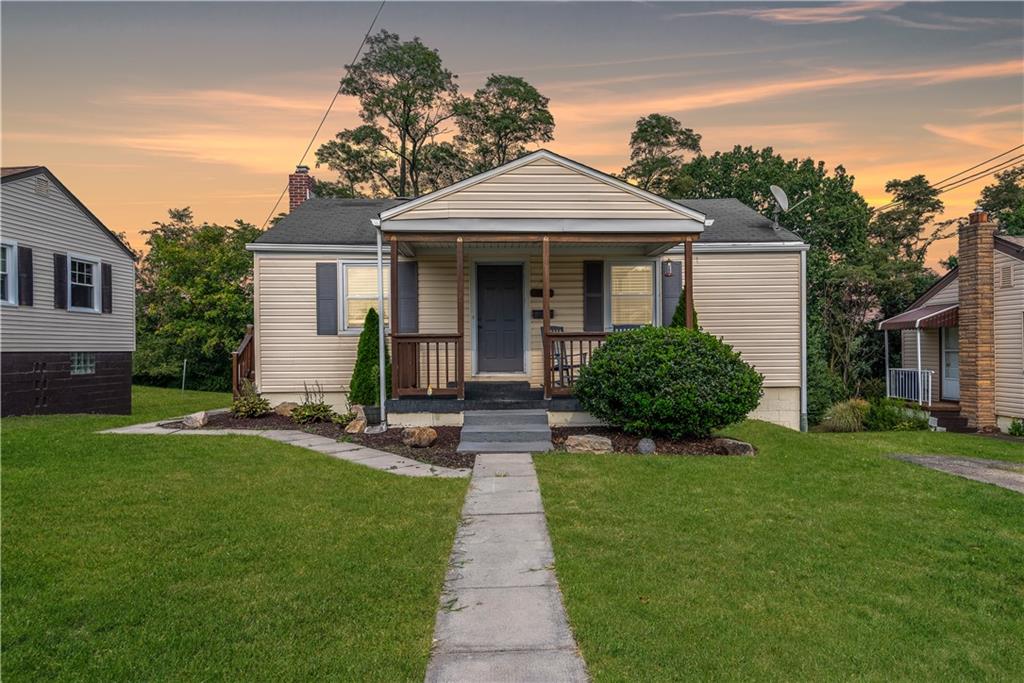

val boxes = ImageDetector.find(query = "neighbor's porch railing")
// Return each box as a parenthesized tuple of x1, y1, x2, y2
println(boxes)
(543, 330, 608, 397)
(231, 324, 255, 398)
(392, 333, 464, 398)
(887, 368, 933, 406)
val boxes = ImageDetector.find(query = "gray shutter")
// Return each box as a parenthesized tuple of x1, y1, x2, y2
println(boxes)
(583, 261, 604, 331)
(53, 253, 67, 309)
(315, 262, 338, 335)
(101, 263, 113, 313)
(17, 246, 32, 306)
(397, 261, 418, 333)
(662, 260, 682, 326)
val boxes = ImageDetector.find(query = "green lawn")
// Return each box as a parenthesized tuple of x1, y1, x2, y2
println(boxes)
(535, 421, 1024, 681)
(2, 386, 467, 681)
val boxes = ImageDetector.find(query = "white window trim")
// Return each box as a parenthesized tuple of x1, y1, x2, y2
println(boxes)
(340, 260, 390, 334)
(1, 240, 18, 306)
(67, 252, 101, 313)
(604, 259, 659, 330)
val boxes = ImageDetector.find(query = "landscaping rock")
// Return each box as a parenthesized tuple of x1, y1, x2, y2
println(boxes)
(637, 438, 656, 454)
(182, 411, 208, 429)
(565, 434, 613, 454)
(402, 426, 438, 448)
(352, 404, 367, 420)
(713, 438, 756, 456)
(273, 401, 298, 417)
(345, 418, 367, 434)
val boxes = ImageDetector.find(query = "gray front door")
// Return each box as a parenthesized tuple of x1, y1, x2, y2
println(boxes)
(477, 265, 524, 373)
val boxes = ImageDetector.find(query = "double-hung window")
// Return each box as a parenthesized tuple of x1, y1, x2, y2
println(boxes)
(0, 242, 16, 305)
(608, 262, 655, 327)
(69, 256, 99, 311)
(343, 263, 389, 330)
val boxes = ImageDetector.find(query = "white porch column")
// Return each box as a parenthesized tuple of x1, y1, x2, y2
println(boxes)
(883, 330, 890, 398)
(915, 328, 923, 405)
(376, 227, 387, 423)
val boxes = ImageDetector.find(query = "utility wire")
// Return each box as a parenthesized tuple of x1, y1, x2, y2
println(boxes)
(872, 145, 1024, 214)
(260, 0, 386, 229)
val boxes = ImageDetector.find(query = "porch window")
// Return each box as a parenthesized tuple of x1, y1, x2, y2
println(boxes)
(343, 263, 389, 330)
(609, 263, 654, 327)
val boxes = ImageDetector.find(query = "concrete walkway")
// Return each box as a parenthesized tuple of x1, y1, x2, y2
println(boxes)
(425, 453, 588, 682)
(891, 454, 1024, 494)
(101, 420, 470, 479)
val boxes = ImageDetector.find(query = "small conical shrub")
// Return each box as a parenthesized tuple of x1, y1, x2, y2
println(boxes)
(348, 307, 391, 406)
(670, 287, 699, 330)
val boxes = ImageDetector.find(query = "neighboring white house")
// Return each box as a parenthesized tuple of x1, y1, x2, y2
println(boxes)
(1, 166, 136, 415)
(880, 210, 1023, 433)
(244, 150, 808, 430)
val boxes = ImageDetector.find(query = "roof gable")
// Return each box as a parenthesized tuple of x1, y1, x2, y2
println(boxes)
(380, 150, 706, 226)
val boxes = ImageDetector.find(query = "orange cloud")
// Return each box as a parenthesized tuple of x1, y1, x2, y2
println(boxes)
(672, 2, 902, 25)
(923, 122, 1024, 150)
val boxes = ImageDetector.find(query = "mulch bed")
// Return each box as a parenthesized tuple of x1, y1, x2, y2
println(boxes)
(163, 413, 473, 469)
(550, 427, 755, 456)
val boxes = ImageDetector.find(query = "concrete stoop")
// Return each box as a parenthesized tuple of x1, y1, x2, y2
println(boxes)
(457, 410, 553, 454)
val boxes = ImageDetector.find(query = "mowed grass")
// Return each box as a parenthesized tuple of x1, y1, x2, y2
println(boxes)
(535, 421, 1024, 681)
(2, 386, 467, 681)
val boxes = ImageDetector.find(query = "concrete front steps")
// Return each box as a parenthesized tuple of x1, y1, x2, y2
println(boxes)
(457, 409, 553, 454)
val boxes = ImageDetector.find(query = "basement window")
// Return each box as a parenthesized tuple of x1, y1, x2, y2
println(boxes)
(70, 352, 96, 375)
(343, 263, 389, 330)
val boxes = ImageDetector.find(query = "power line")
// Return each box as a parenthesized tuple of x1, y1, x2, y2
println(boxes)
(260, 0, 386, 229)
(930, 154, 1023, 196)
(931, 144, 1023, 187)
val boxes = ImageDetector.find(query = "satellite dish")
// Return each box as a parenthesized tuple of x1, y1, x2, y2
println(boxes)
(770, 185, 789, 212)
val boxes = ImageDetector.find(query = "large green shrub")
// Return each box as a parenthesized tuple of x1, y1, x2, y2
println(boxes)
(574, 326, 763, 439)
(864, 397, 929, 432)
(348, 308, 391, 406)
(817, 398, 869, 432)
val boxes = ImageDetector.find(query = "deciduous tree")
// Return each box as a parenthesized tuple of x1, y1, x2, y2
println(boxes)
(621, 114, 701, 193)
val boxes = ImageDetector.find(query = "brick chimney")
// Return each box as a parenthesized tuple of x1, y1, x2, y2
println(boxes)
(288, 165, 315, 212)
(958, 208, 997, 431)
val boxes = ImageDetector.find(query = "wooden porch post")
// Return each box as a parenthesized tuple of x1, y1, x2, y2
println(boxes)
(389, 235, 399, 400)
(456, 237, 465, 400)
(542, 236, 551, 399)
(684, 238, 694, 328)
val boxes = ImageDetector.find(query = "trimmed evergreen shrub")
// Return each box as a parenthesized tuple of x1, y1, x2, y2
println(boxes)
(230, 379, 270, 418)
(291, 381, 336, 424)
(864, 397, 929, 431)
(574, 326, 763, 439)
(817, 398, 869, 432)
(1009, 418, 1024, 437)
(348, 308, 391, 406)
(669, 286, 699, 330)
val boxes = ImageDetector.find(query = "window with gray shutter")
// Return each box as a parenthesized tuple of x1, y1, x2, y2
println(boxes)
(583, 261, 604, 331)
(661, 260, 682, 326)
(397, 261, 418, 333)
(315, 262, 338, 335)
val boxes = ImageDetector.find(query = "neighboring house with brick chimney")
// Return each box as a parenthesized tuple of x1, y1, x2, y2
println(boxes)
(879, 210, 1024, 433)
(240, 151, 809, 430)
(0, 166, 137, 416)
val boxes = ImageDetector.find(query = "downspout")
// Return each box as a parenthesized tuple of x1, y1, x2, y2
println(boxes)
(374, 219, 387, 425)
(915, 326, 923, 406)
(799, 248, 808, 432)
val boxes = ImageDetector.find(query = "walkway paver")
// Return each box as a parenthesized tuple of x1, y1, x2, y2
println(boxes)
(100, 419, 470, 479)
(891, 454, 1024, 494)
(425, 453, 587, 683)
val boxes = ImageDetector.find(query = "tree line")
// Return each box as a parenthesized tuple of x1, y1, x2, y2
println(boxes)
(135, 30, 1023, 424)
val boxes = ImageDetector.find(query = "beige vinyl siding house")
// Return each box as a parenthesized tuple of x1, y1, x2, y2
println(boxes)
(993, 249, 1024, 429)
(247, 151, 808, 431)
(1, 166, 136, 415)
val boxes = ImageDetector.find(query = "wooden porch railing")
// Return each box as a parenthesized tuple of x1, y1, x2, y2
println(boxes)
(392, 333, 464, 398)
(543, 330, 608, 397)
(231, 324, 255, 398)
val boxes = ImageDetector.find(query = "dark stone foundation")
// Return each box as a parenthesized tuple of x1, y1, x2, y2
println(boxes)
(2, 351, 132, 416)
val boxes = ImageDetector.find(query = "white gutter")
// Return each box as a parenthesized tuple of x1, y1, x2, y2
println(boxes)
(246, 243, 389, 253)
(799, 248, 808, 432)
(667, 241, 809, 254)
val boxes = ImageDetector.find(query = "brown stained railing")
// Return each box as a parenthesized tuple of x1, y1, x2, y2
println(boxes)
(231, 324, 255, 398)
(393, 333, 463, 398)
(543, 330, 607, 397)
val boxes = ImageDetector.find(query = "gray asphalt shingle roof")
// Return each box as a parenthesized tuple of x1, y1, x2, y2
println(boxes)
(254, 196, 802, 246)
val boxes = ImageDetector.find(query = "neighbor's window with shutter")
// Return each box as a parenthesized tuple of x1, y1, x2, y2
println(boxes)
(68, 256, 100, 311)
(0, 243, 16, 304)
(608, 263, 654, 327)
(343, 263, 389, 330)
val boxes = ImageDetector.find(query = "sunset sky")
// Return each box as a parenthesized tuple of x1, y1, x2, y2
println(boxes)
(2, 1, 1022, 267)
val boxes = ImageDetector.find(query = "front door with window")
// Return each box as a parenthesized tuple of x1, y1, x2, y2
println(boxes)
(477, 265, 523, 373)
(942, 326, 960, 401)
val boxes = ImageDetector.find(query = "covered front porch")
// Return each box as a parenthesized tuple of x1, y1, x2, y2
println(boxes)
(879, 303, 959, 406)
(381, 231, 697, 404)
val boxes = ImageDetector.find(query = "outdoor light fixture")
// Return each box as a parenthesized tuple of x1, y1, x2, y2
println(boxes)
(662, 261, 673, 277)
